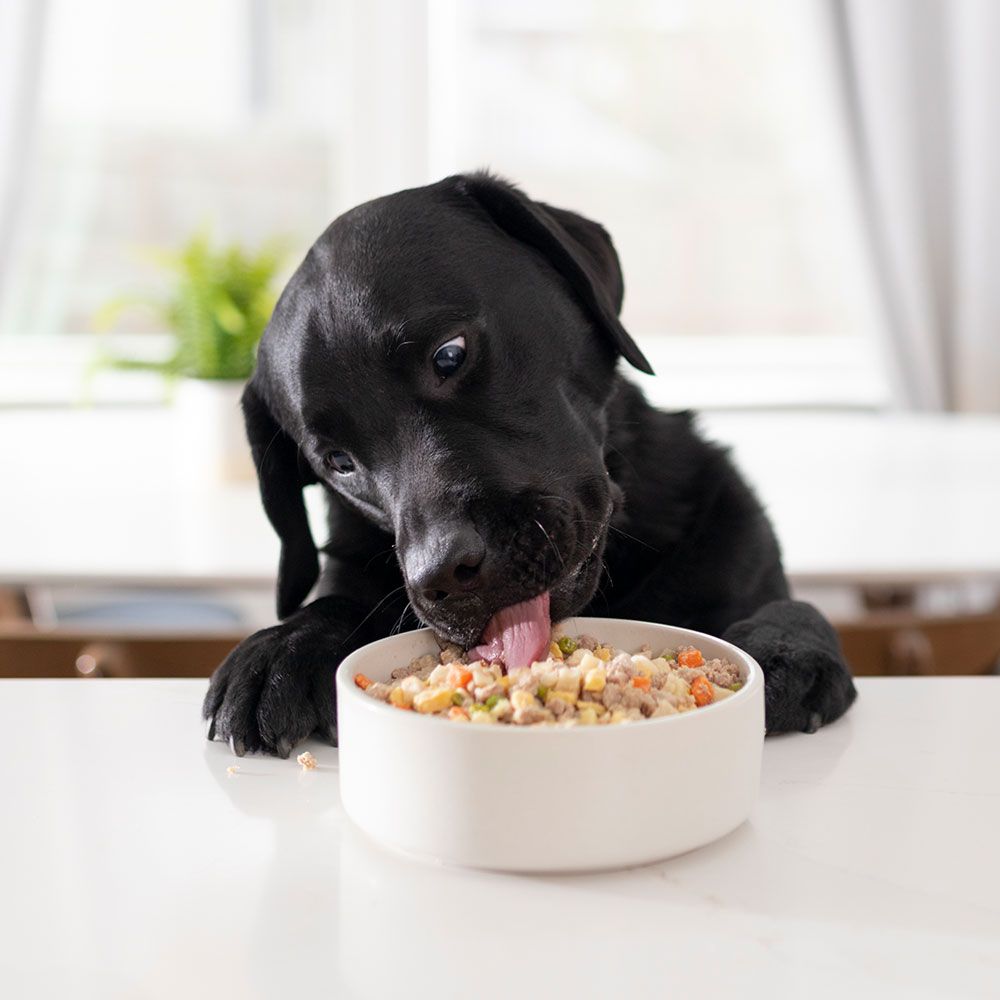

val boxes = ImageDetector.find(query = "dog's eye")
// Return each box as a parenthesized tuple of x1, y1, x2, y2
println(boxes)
(325, 450, 355, 474)
(432, 335, 466, 378)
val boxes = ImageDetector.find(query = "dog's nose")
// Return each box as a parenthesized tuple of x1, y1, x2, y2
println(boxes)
(404, 522, 486, 601)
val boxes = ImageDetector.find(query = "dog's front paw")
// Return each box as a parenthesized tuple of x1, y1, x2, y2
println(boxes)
(203, 617, 344, 757)
(722, 599, 858, 734)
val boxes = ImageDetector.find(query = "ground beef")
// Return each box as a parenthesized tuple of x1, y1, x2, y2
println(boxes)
(701, 658, 741, 689)
(361, 633, 743, 726)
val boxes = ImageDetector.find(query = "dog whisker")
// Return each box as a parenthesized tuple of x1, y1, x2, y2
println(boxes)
(533, 518, 566, 570)
(390, 600, 414, 636)
(342, 585, 408, 645)
(257, 428, 283, 470)
(361, 545, 398, 573)
(606, 523, 659, 551)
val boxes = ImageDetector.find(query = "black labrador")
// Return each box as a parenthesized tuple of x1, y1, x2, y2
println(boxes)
(204, 172, 857, 757)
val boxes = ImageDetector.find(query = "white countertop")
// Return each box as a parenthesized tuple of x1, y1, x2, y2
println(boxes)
(0, 677, 997, 999)
(2, 407, 1000, 590)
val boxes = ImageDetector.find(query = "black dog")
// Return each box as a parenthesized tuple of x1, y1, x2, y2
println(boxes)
(204, 173, 857, 757)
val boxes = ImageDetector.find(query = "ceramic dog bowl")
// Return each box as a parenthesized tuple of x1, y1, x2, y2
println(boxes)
(336, 617, 764, 872)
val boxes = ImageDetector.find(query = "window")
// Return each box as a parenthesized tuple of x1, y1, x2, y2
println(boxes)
(1, 0, 889, 408)
(421, 0, 889, 406)
(1, 0, 342, 342)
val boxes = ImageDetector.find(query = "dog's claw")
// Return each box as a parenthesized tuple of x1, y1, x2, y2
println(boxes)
(206, 715, 217, 741)
(803, 711, 823, 734)
(229, 734, 246, 757)
(276, 737, 293, 759)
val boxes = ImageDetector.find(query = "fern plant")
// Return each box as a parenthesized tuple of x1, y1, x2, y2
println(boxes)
(97, 232, 285, 380)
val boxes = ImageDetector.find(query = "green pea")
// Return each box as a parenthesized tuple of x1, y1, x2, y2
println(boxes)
(537, 685, 550, 701)
(556, 636, 579, 656)
(451, 691, 465, 705)
(485, 694, 501, 710)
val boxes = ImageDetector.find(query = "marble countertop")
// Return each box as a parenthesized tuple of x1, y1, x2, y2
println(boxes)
(2, 408, 1000, 589)
(0, 677, 997, 998)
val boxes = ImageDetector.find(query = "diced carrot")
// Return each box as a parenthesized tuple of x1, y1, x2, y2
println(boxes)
(690, 675, 713, 707)
(678, 648, 704, 668)
(631, 675, 651, 691)
(354, 673, 373, 691)
(448, 706, 470, 721)
(447, 666, 473, 689)
(393, 703, 413, 711)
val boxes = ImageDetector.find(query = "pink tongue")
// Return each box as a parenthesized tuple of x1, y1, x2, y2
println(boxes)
(469, 592, 551, 670)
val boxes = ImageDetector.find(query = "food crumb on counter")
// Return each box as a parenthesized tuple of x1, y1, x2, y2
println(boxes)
(297, 751, 318, 770)
(226, 765, 240, 776)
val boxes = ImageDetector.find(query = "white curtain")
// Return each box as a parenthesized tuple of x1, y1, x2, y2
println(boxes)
(830, 0, 1000, 412)
(0, 0, 47, 312)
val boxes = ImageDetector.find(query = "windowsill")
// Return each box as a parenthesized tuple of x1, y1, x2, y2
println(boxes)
(0, 333, 891, 410)
(0, 334, 176, 408)
(629, 334, 890, 411)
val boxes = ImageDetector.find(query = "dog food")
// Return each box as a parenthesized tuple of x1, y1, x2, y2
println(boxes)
(297, 750, 318, 770)
(354, 630, 743, 726)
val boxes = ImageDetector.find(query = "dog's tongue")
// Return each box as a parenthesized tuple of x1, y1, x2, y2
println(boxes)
(469, 592, 551, 670)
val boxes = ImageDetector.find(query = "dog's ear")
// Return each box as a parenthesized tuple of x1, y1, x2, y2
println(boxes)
(242, 379, 319, 619)
(454, 172, 654, 375)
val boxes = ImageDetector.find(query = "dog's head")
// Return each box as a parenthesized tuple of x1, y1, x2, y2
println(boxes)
(245, 173, 652, 648)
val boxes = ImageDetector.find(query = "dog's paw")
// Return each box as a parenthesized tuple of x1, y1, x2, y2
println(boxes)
(203, 618, 343, 757)
(722, 599, 858, 735)
(756, 640, 858, 735)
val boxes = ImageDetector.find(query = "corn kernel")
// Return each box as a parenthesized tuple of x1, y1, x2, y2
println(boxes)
(632, 655, 656, 678)
(662, 673, 690, 699)
(546, 689, 577, 708)
(578, 707, 598, 725)
(510, 689, 537, 712)
(594, 645, 612, 662)
(582, 665, 606, 692)
(549, 640, 564, 660)
(471, 667, 493, 689)
(389, 686, 410, 708)
(499, 675, 512, 691)
(555, 666, 581, 695)
(489, 696, 511, 719)
(400, 676, 424, 700)
(427, 662, 452, 686)
(413, 687, 454, 714)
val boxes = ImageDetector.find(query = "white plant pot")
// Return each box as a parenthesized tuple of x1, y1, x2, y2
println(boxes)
(172, 378, 255, 484)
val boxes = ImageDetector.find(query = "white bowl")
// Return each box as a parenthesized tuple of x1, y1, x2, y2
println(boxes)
(336, 617, 764, 872)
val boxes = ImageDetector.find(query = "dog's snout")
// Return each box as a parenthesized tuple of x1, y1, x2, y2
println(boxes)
(403, 521, 486, 602)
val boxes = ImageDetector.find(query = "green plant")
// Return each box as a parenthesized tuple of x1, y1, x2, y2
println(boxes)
(96, 231, 285, 380)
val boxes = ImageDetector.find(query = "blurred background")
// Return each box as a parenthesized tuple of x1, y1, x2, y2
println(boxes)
(1, 0, 998, 679)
